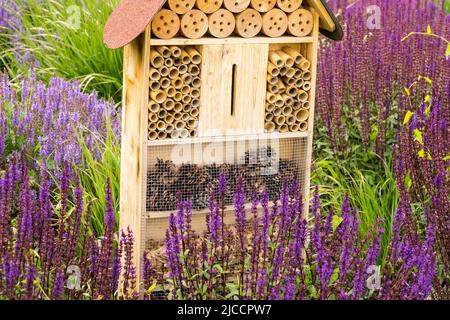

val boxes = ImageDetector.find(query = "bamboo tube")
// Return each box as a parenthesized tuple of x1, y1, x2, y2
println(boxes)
(295, 109, 309, 122)
(273, 107, 282, 116)
(224, 0, 251, 13)
(190, 129, 197, 137)
(181, 113, 190, 121)
(150, 51, 164, 68)
(302, 71, 312, 82)
(168, 67, 179, 79)
(156, 46, 171, 58)
(181, 85, 191, 95)
(175, 120, 185, 130)
(265, 103, 275, 112)
(168, 0, 196, 14)
(173, 58, 182, 66)
(163, 99, 175, 111)
(276, 79, 286, 92)
(265, 121, 275, 133)
(267, 62, 280, 77)
(165, 87, 176, 98)
(182, 95, 192, 104)
(158, 109, 168, 119)
(150, 90, 167, 104)
(276, 0, 301, 13)
(160, 66, 169, 78)
(279, 66, 288, 76)
(180, 129, 190, 139)
(152, 11, 180, 39)
(158, 131, 168, 140)
(187, 118, 197, 129)
(282, 46, 302, 64)
(196, 0, 223, 14)
(282, 76, 295, 86)
(178, 64, 188, 75)
(295, 78, 304, 88)
(282, 105, 292, 115)
(286, 67, 296, 78)
(294, 69, 303, 79)
(174, 102, 183, 113)
(286, 86, 297, 97)
(188, 64, 201, 76)
(299, 121, 308, 132)
(171, 78, 184, 89)
(149, 113, 158, 123)
(165, 114, 175, 124)
(181, 74, 192, 85)
(149, 100, 160, 113)
(149, 122, 157, 131)
(278, 124, 289, 133)
(282, 96, 293, 107)
(183, 104, 192, 113)
(208, 8, 236, 38)
(277, 50, 294, 67)
(148, 131, 158, 141)
(166, 123, 175, 134)
(287, 8, 313, 37)
(274, 115, 285, 126)
(261, 9, 288, 38)
(235, 9, 262, 38)
(160, 77, 171, 89)
(181, 51, 192, 64)
(265, 112, 274, 121)
(267, 82, 278, 94)
(192, 99, 201, 108)
(292, 100, 302, 110)
(251, 0, 276, 12)
(289, 123, 299, 131)
(157, 120, 167, 131)
(169, 45, 182, 57)
(150, 68, 161, 81)
(297, 89, 308, 102)
(190, 108, 200, 117)
(302, 101, 310, 109)
(266, 92, 276, 104)
(191, 88, 201, 98)
(181, 10, 209, 39)
(267, 74, 278, 85)
(274, 95, 284, 107)
(192, 77, 201, 88)
(268, 51, 284, 68)
(286, 115, 296, 125)
(302, 81, 311, 91)
(164, 57, 174, 67)
(173, 112, 183, 121)
(150, 81, 161, 91)
(174, 92, 183, 102)
(185, 47, 202, 64)
(170, 130, 180, 139)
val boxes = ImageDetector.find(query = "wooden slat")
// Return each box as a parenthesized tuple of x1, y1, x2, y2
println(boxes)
(150, 35, 315, 46)
(119, 26, 151, 293)
(306, 0, 336, 32)
(198, 43, 268, 136)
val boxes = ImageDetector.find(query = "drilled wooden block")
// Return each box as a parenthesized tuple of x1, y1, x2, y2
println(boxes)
(261, 8, 288, 37)
(250, 0, 276, 12)
(152, 9, 180, 39)
(180, 9, 209, 39)
(223, 0, 251, 13)
(168, 0, 196, 14)
(208, 9, 236, 38)
(276, 0, 301, 13)
(196, 0, 223, 14)
(287, 8, 313, 36)
(235, 8, 263, 38)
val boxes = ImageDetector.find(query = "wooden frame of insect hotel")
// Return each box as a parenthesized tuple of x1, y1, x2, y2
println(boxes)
(104, 0, 343, 285)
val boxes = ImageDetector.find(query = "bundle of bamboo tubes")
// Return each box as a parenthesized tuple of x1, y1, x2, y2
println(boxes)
(148, 45, 202, 140)
(151, 1, 313, 39)
(264, 46, 312, 133)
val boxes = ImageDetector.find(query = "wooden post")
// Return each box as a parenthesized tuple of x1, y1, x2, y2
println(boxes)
(120, 26, 151, 292)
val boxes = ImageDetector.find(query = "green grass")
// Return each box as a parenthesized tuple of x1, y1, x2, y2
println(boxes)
(1, 0, 123, 101)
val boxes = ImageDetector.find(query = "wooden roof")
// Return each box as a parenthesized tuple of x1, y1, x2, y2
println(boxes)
(104, 0, 342, 49)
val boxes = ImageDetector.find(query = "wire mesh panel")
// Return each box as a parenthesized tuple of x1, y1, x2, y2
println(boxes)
(141, 133, 308, 250)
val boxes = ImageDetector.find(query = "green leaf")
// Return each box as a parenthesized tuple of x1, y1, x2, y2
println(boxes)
(413, 129, 423, 145)
(370, 124, 379, 142)
(443, 153, 450, 161)
(427, 24, 432, 34)
(404, 173, 412, 191)
(332, 215, 343, 231)
(404, 87, 411, 96)
(403, 111, 414, 125)
(418, 149, 425, 158)
(446, 43, 450, 60)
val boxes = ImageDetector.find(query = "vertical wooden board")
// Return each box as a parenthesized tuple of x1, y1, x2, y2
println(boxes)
(120, 26, 150, 292)
(198, 43, 268, 137)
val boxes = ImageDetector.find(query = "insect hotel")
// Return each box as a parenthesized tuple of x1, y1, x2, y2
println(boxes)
(104, 0, 342, 281)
